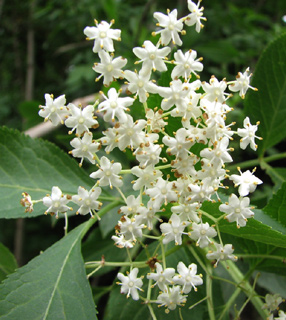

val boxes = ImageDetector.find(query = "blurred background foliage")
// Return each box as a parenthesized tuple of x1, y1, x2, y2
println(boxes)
(0, 0, 286, 267)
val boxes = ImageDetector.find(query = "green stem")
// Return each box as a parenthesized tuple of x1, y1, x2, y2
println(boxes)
(64, 212, 68, 236)
(147, 303, 158, 320)
(206, 263, 216, 320)
(85, 260, 147, 269)
(236, 254, 285, 262)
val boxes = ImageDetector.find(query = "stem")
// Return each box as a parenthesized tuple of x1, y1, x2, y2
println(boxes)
(85, 261, 147, 269)
(206, 263, 216, 320)
(189, 296, 208, 310)
(147, 303, 158, 320)
(236, 254, 285, 262)
(64, 212, 68, 236)
(160, 241, 166, 269)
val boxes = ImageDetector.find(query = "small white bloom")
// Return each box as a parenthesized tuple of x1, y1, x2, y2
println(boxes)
(118, 215, 145, 241)
(119, 195, 145, 216)
(147, 262, 175, 292)
(39, 94, 68, 125)
(172, 49, 203, 80)
(93, 51, 127, 86)
(140, 200, 162, 230)
(171, 202, 200, 222)
(65, 104, 98, 136)
(230, 168, 263, 197)
(206, 243, 238, 267)
(228, 67, 257, 99)
(187, 177, 215, 203)
(237, 117, 262, 151)
(185, 0, 206, 33)
(131, 165, 162, 191)
(117, 268, 143, 300)
(189, 222, 217, 248)
(153, 9, 184, 46)
(135, 142, 162, 168)
(43, 186, 71, 218)
(202, 76, 229, 103)
(72, 186, 102, 218)
(262, 294, 283, 313)
(101, 127, 119, 153)
(173, 262, 203, 293)
(70, 132, 100, 165)
(112, 234, 134, 249)
(160, 213, 190, 245)
(98, 88, 134, 122)
(157, 286, 187, 311)
(275, 310, 286, 320)
(219, 194, 254, 228)
(146, 108, 167, 132)
(90, 156, 122, 188)
(84, 20, 121, 53)
(133, 40, 171, 74)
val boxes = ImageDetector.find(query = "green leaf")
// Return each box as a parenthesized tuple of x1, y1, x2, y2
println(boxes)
(264, 166, 286, 192)
(0, 221, 97, 320)
(244, 33, 286, 155)
(0, 243, 18, 282)
(263, 182, 286, 228)
(0, 127, 93, 219)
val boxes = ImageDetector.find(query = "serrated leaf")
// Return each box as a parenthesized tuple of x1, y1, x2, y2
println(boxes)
(0, 243, 18, 282)
(244, 33, 286, 155)
(0, 127, 93, 219)
(263, 182, 286, 228)
(0, 221, 97, 320)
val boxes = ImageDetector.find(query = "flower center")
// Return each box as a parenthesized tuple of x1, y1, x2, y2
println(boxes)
(51, 106, 56, 113)
(99, 31, 106, 38)
(186, 275, 192, 282)
(168, 24, 174, 31)
(78, 117, 85, 124)
(127, 129, 134, 136)
(85, 199, 91, 206)
(106, 64, 113, 72)
(110, 101, 117, 109)
(173, 227, 179, 234)
(149, 53, 156, 60)
(105, 169, 112, 176)
(200, 229, 206, 235)
(137, 80, 144, 88)
(128, 281, 134, 287)
(82, 145, 88, 152)
(235, 208, 241, 214)
(184, 63, 190, 69)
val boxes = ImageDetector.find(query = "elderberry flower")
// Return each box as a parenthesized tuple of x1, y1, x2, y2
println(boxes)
(172, 49, 203, 80)
(140, 200, 162, 230)
(237, 116, 262, 151)
(124, 69, 158, 103)
(72, 186, 102, 218)
(39, 94, 69, 125)
(262, 294, 284, 313)
(157, 285, 187, 311)
(230, 168, 263, 197)
(117, 215, 145, 241)
(185, 0, 206, 33)
(189, 222, 217, 248)
(112, 234, 134, 249)
(84, 20, 121, 53)
(153, 9, 184, 46)
(146, 108, 167, 132)
(147, 262, 175, 292)
(70, 132, 100, 165)
(43, 186, 72, 218)
(98, 88, 134, 122)
(206, 243, 237, 267)
(117, 268, 143, 300)
(131, 165, 162, 191)
(101, 127, 119, 153)
(171, 202, 200, 222)
(65, 104, 98, 136)
(133, 40, 171, 74)
(275, 310, 286, 320)
(160, 213, 190, 245)
(202, 76, 229, 103)
(173, 262, 203, 293)
(228, 67, 257, 99)
(20, 192, 34, 213)
(135, 142, 162, 168)
(119, 195, 145, 216)
(93, 51, 127, 86)
(90, 156, 122, 188)
(219, 194, 254, 228)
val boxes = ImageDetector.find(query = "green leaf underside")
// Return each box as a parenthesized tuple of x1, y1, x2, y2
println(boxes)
(0, 243, 18, 282)
(0, 127, 93, 219)
(263, 182, 286, 228)
(0, 221, 97, 320)
(244, 33, 286, 155)
(201, 201, 286, 248)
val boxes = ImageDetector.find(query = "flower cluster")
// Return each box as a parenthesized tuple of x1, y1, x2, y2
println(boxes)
(30, 0, 267, 315)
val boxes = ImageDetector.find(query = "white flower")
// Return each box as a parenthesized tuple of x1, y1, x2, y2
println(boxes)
(43, 186, 71, 218)
(171, 202, 200, 222)
(187, 177, 215, 203)
(262, 294, 283, 313)
(117, 268, 143, 300)
(157, 286, 187, 311)
(39, 94, 68, 125)
(93, 51, 127, 86)
(275, 310, 286, 320)
(202, 76, 229, 103)
(172, 49, 203, 80)
(206, 243, 238, 267)
(140, 200, 162, 230)
(146, 177, 178, 208)
(84, 20, 121, 53)
(124, 69, 158, 103)
(112, 234, 134, 249)
(70, 132, 100, 165)
(147, 262, 175, 292)
(185, 0, 206, 33)
(101, 127, 119, 153)
(135, 142, 162, 168)
(228, 67, 257, 99)
(98, 88, 134, 122)
(173, 262, 203, 293)
(133, 40, 171, 74)
(153, 9, 184, 46)
(116, 114, 146, 150)
(90, 156, 122, 188)
(131, 165, 162, 191)
(219, 194, 254, 228)
(65, 104, 98, 136)
(237, 117, 262, 151)
(146, 108, 167, 132)
(72, 186, 102, 218)
(118, 215, 145, 241)
(171, 154, 198, 177)
(189, 222, 217, 248)
(119, 194, 145, 216)
(160, 213, 190, 245)
(230, 168, 263, 197)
